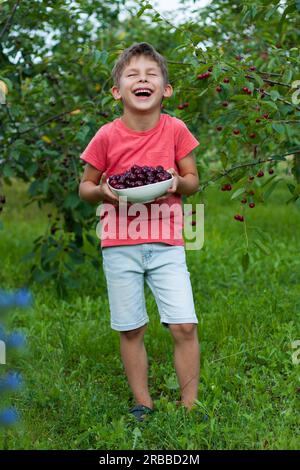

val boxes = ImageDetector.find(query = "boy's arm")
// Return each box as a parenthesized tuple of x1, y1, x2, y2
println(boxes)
(156, 152, 199, 201)
(175, 151, 199, 196)
(78, 163, 119, 205)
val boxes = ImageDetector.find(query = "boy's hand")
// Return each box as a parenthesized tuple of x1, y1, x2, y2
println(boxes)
(154, 168, 180, 202)
(98, 172, 120, 206)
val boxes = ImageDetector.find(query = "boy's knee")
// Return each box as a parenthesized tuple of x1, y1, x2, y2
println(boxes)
(169, 323, 197, 341)
(120, 324, 147, 340)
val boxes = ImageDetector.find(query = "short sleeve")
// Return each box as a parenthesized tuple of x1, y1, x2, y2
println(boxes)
(79, 126, 108, 172)
(174, 118, 200, 162)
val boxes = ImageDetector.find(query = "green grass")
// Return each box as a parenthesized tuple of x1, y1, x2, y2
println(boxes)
(0, 175, 299, 450)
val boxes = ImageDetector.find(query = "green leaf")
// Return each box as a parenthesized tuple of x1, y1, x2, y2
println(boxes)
(63, 193, 80, 209)
(68, 251, 85, 264)
(261, 174, 277, 188)
(264, 5, 279, 20)
(94, 50, 108, 65)
(2, 164, 15, 177)
(287, 183, 295, 194)
(263, 100, 278, 111)
(230, 94, 252, 101)
(264, 179, 281, 201)
(253, 239, 270, 255)
(241, 9, 251, 24)
(136, 3, 152, 18)
(294, 184, 300, 196)
(212, 63, 222, 80)
(242, 252, 250, 272)
(270, 90, 280, 101)
(277, 4, 296, 35)
(198, 88, 208, 97)
(231, 187, 246, 200)
(282, 68, 293, 84)
(272, 123, 285, 134)
(0, 76, 13, 92)
(250, 72, 264, 88)
(220, 152, 228, 169)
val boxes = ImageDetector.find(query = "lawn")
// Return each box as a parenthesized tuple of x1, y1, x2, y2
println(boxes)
(0, 173, 299, 450)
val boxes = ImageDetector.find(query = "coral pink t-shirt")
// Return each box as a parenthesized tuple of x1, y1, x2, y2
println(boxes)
(80, 113, 199, 248)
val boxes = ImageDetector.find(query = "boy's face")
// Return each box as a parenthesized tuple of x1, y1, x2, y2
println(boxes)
(111, 55, 173, 111)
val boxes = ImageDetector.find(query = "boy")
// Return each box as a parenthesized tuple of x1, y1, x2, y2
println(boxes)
(78, 42, 200, 421)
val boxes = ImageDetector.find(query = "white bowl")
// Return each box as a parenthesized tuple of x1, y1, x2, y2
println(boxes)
(107, 172, 174, 203)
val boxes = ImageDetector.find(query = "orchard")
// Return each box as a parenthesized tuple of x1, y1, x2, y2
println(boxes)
(0, 0, 300, 451)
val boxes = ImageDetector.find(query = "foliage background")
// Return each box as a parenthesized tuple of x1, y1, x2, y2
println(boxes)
(0, 0, 299, 450)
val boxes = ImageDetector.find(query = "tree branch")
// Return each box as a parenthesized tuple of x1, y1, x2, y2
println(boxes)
(0, 0, 21, 41)
(198, 149, 300, 191)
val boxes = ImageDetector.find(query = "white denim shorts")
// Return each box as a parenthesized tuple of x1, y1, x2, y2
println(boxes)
(101, 243, 198, 332)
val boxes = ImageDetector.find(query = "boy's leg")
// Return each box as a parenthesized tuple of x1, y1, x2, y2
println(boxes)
(168, 323, 200, 410)
(120, 324, 153, 409)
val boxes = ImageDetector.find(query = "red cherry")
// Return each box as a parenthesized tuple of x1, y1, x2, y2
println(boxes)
(222, 101, 229, 107)
(223, 77, 230, 83)
(183, 102, 189, 108)
(262, 113, 269, 119)
(226, 184, 232, 191)
(190, 220, 197, 226)
(268, 168, 274, 174)
(249, 190, 255, 195)
(255, 119, 261, 123)
(247, 89, 252, 95)
(249, 202, 255, 208)
(234, 214, 244, 222)
(257, 171, 264, 177)
(216, 86, 222, 93)
(248, 176, 255, 181)
(177, 104, 185, 110)
(197, 74, 204, 80)
(233, 129, 240, 135)
(249, 66, 256, 71)
(242, 87, 249, 93)
(249, 133, 256, 139)
(241, 199, 247, 204)
(216, 126, 223, 132)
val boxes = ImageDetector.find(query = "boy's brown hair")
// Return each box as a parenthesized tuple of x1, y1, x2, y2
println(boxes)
(111, 42, 169, 89)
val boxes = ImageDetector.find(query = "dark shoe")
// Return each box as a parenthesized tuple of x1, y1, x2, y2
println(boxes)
(129, 404, 154, 422)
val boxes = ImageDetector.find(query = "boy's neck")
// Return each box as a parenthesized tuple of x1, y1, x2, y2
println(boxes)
(120, 108, 162, 132)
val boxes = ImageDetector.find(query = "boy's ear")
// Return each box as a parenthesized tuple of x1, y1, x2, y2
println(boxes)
(111, 85, 122, 100)
(163, 83, 173, 98)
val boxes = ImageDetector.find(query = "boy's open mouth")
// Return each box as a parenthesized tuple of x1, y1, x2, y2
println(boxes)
(132, 88, 153, 100)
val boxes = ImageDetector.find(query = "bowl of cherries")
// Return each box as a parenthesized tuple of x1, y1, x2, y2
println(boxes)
(107, 165, 174, 203)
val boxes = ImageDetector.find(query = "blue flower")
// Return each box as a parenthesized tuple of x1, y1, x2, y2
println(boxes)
(0, 291, 15, 310)
(4, 371, 23, 391)
(14, 288, 33, 308)
(0, 407, 19, 426)
(7, 331, 26, 348)
(0, 288, 33, 310)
